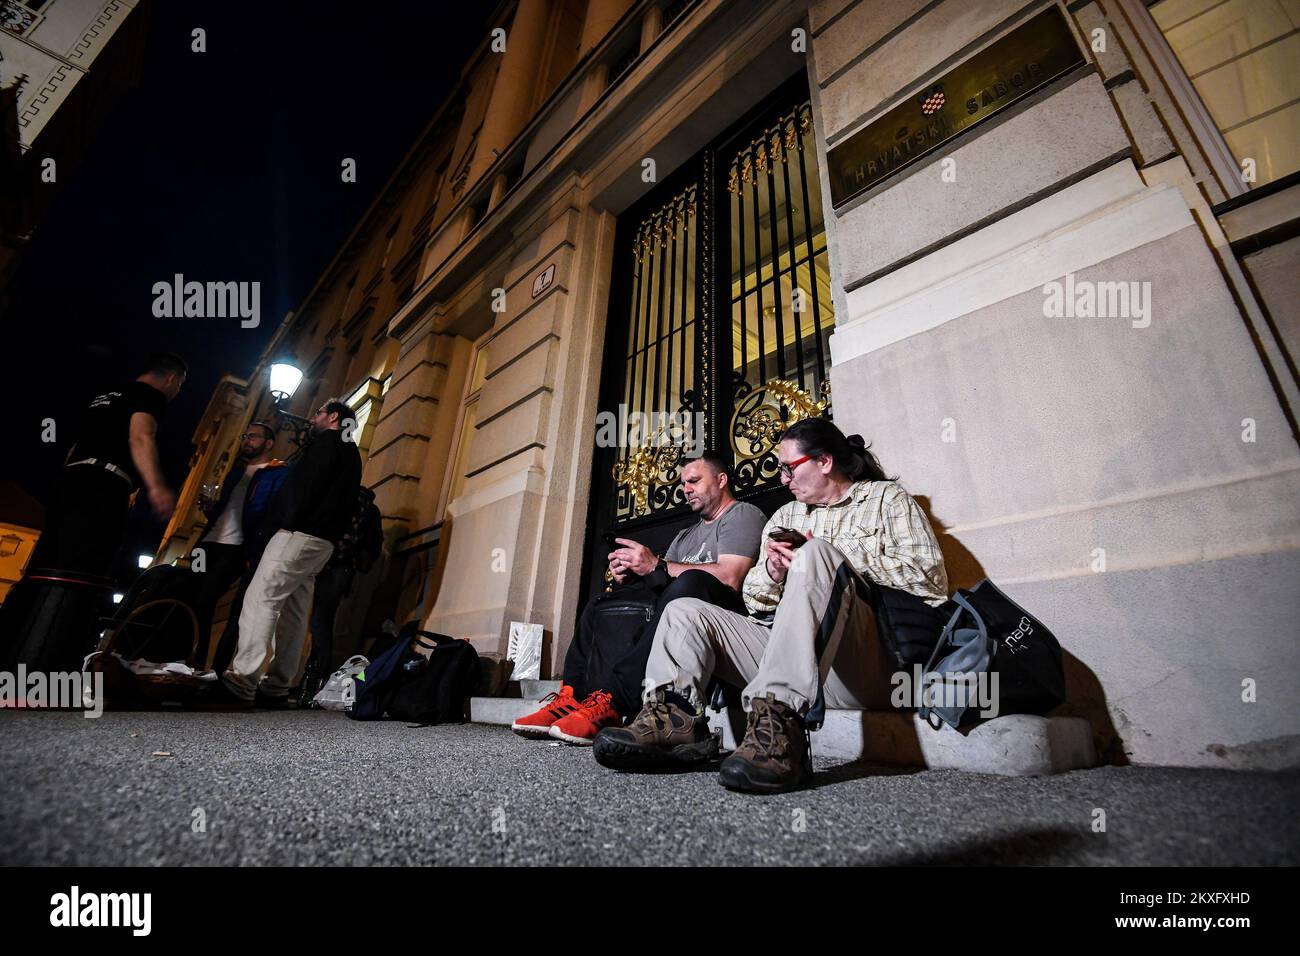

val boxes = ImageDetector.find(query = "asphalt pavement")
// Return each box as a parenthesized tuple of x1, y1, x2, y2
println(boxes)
(1, 709, 1296, 866)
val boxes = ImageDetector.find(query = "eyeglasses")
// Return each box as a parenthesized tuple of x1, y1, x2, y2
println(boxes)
(777, 454, 814, 480)
(241, 432, 270, 441)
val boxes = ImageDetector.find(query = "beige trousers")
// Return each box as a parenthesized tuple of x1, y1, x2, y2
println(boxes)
(223, 530, 334, 700)
(644, 538, 895, 718)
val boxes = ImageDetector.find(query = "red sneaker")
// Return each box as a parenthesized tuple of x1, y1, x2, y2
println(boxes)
(549, 689, 620, 745)
(511, 684, 580, 737)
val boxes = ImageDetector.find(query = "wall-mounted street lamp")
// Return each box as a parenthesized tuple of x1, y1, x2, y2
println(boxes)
(268, 360, 313, 448)
(269, 362, 304, 402)
(136, 553, 153, 570)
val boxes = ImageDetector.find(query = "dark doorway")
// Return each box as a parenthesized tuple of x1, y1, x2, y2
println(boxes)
(583, 72, 837, 602)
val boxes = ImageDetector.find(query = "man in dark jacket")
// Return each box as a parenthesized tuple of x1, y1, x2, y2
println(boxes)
(297, 485, 383, 704)
(206, 398, 362, 707)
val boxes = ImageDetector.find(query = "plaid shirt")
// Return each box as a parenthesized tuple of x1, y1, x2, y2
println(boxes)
(743, 480, 949, 614)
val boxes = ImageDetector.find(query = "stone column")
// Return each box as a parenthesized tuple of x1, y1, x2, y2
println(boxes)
(366, 308, 458, 538)
(639, 3, 662, 52)
(468, 0, 553, 186)
(421, 184, 617, 686)
(575, 0, 630, 115)
(579, 0, 630, 54)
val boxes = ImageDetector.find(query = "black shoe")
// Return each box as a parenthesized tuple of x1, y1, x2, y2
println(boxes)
(717, 695, 813, 794)
(295, 675, 322, 708)
(194, 681, 253, 711)
(253, 691, 289, 709)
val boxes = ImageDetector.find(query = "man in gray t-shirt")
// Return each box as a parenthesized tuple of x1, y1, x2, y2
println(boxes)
(663, 502, 766, 568)
(523, 452, 766, 744)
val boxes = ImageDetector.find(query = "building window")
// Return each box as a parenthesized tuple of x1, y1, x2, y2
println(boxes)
(1151, 0, 1300, 188)
(443, 336, 489, 508)
(345, 376, 386, 457)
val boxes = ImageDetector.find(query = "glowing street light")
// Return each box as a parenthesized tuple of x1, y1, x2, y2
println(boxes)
(269, 361, 304, 402)
(267, 359, 312, 448)
(136, 553, 153, 570)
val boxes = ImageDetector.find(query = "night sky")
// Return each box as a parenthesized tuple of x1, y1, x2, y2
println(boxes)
(4, 1, 491, 574)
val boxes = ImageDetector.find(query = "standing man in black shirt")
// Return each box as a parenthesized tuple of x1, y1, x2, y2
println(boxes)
(29, 352, 185, 575)
(205, 398, 362, 707)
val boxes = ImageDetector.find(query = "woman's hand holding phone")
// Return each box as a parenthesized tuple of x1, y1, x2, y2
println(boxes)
(765, 526, 809, 583)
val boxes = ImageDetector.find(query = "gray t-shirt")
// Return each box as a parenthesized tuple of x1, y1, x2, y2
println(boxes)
(665, 501, 766, 565)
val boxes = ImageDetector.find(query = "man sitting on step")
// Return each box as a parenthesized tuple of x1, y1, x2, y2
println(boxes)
(593, 418, 949, 794)
(513, 450, 765, 745)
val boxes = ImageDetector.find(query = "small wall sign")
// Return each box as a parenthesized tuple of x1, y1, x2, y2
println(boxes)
(826, 5, 1086, 207)
(532, 263, 556, 298)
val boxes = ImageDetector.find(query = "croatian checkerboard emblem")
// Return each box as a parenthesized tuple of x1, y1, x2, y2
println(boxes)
(920, 84, 945, 115)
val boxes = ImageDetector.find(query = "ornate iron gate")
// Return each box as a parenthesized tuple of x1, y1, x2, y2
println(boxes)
(586, 74, 836, 594)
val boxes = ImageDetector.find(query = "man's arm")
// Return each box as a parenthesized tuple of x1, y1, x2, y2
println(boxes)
(663, 555, 754, 590)
(128, 411, 174, 519)
(742, 508, 794, 614)
(612, 539, 754, 591)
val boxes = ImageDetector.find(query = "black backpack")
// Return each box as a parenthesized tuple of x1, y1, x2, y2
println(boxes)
(349, 623, 481, 724)
(582, 588, 657, 692)
(387, 633, 482, 724)
(869, 581, 956, 669)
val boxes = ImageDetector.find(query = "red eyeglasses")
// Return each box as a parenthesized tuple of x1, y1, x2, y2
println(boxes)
(777, 454, 814, 480)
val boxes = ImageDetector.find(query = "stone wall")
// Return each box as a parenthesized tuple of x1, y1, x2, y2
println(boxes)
(806, 0, 1300, 767)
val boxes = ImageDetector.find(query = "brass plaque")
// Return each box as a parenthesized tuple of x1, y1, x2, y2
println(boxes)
(827, 5, 1086, 207)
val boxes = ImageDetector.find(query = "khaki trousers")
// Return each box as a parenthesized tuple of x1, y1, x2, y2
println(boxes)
(223, 530, 334, 700)
(644, 538, 895, 717)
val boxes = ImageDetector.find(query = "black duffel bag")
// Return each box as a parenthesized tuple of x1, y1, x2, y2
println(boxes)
(385, 631, 482, 725)
(918, 579, 1065, 729)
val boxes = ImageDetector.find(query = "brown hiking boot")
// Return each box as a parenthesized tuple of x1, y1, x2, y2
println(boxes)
(718, 694, 812, 793)
(592, 689, 719, 770)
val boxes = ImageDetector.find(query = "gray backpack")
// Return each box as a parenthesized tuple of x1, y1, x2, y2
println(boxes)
(918, 580, 1065, 729)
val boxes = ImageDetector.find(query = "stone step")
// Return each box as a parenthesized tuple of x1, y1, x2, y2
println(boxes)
(708, 708, 1096, 775)
(470, 696, 543, 726)
(520, 679, 561, 699)
(470, 695, 1096, 775)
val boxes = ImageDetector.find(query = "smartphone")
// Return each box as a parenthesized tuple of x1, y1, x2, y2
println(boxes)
(767, 526, 807, 547)
(602, 531, 621, 550)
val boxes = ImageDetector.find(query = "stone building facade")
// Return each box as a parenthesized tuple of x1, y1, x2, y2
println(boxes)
(163, 0, 1299, 769)
(1, 0, 150, 313)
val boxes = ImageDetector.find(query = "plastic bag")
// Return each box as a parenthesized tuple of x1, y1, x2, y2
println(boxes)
(506, 622, 543, 681)
(314, 654, 369, 711)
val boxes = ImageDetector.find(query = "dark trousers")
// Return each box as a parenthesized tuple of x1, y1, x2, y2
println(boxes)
(189, 541, 246, 659)
(28, 467, 131, 575)
(563, 569, 747, 718)
(304, 564, 355, 682)
(210, 571, 252, 675)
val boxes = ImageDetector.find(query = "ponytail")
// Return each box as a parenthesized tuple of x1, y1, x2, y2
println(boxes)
(844, 433, 891, 482)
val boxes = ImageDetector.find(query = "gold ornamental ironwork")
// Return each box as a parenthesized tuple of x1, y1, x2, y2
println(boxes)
(730, 378, 831, 463)
(613, 438, 687, 519)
